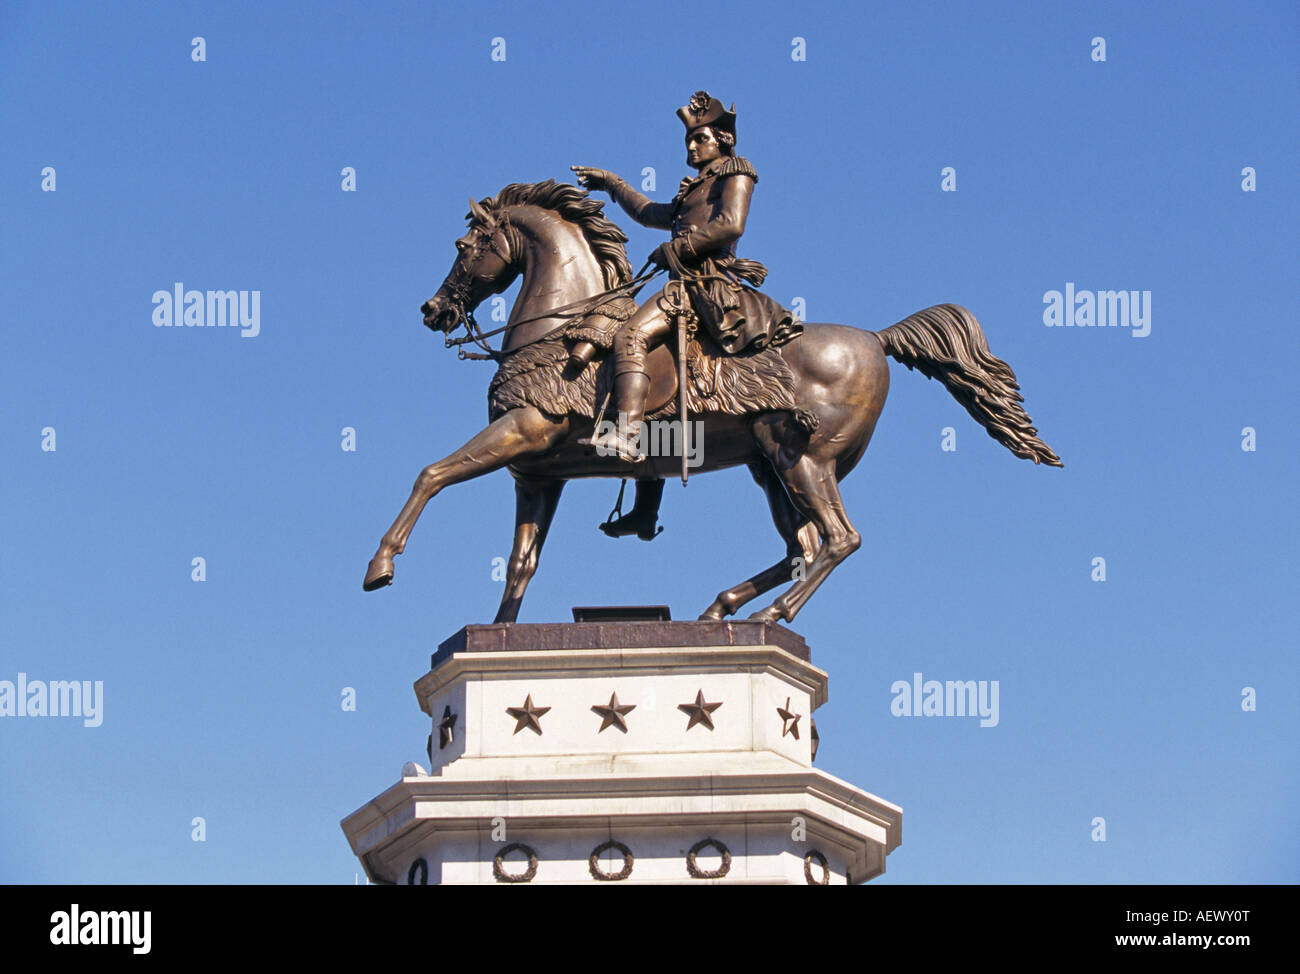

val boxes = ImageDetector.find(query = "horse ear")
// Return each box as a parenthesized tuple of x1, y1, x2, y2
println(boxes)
(468, 197, 489, 224)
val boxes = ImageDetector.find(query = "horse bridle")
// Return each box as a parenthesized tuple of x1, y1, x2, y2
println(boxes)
(437, 203, 738, 363)
(438, 211, 521, 360)
(438, 207, 663, 362)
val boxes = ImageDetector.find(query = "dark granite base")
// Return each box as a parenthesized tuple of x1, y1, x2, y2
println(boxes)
(432, 620, 810, 667)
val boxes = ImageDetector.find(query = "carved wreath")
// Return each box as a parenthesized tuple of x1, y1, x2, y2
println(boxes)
(588, 840, 634, 881)
(493, 842, 539, 883)
(686, 837, 731, 879)
(408, 857, 429, 886)
(803, 850, 830, 885)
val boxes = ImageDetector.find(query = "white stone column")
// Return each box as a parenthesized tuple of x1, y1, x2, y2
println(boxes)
(342, 620, 901, 885)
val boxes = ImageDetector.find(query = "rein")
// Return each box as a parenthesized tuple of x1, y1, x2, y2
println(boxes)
(438, 202, 748, 364)
(444, 260, 661, 362)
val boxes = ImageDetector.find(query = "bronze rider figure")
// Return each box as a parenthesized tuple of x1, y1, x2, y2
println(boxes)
(571, 90, 799, 535)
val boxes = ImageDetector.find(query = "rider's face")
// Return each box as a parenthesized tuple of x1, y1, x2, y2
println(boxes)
(685, 127, 724, 169)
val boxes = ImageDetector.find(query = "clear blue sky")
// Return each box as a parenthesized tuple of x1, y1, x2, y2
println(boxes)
(2, 0, 1296, 883)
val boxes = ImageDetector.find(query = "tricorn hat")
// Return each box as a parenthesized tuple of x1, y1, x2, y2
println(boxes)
(676, 90, 736, 135)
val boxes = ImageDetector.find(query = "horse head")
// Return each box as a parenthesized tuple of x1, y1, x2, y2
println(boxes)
(421, 195, 520, 334)
(420, 181, 632, 348)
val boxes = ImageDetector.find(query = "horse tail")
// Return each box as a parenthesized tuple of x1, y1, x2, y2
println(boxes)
(873, 304, 1063, 467)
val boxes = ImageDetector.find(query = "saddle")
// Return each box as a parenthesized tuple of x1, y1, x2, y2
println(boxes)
(487, 295, 818, 433)
(564, 296, 680, 414)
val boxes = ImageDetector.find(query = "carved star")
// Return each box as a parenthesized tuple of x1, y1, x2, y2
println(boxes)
(506, 694, 550, 736)
(438, 705, 458, 749)
(591, 692, 636, 733)
(777, 697, 801, 740)
(678, 689, 722, 731)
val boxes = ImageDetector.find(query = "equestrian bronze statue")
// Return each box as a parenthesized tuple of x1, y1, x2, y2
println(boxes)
(363, 90, 1062, 624)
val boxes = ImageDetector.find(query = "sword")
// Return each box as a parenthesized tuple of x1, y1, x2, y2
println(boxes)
(677, 308, 689, 485)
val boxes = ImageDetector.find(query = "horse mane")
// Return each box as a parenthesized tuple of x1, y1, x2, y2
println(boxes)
(478, 179, 632, 290)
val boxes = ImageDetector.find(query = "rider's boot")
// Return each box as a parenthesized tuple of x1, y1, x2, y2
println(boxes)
(600, 478, 665, 540)
(581, 322, 654, 462)
(581, 370, 649, 462)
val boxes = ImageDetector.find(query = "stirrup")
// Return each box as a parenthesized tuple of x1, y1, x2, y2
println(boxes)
(599, 512, 664, 541)
(598, 480, 663, 541)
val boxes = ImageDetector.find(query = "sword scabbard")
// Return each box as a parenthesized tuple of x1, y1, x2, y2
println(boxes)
(677, 307, 689, 485)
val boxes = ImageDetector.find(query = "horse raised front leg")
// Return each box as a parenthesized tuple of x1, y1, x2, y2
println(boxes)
(363, 406, 570, 591)
(493, 476, 565, 623)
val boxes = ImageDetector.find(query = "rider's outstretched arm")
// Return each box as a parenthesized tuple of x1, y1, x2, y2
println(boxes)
(606, 176, 674, 230)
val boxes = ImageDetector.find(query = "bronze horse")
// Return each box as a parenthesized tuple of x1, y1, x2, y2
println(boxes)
(364, 180, 1061, 623)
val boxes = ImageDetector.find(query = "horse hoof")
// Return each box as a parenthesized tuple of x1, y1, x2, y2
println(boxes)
(698, 607, 726, 622)
(747, 607, 783, 624)
(363, 556, 394, 592)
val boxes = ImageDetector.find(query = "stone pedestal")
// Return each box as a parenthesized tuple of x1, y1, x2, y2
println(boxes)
(341, 620, 901, 884)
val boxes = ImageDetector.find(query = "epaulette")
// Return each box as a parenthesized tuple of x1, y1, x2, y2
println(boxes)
(673, 156, 758, 206)
(711, 155, 757, 182)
